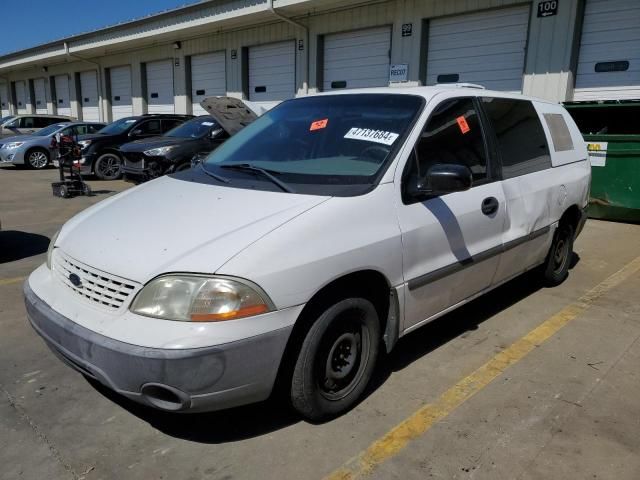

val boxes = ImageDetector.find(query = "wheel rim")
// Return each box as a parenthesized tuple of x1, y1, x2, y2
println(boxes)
(29, 151, 48, 168)
(97, 155, 121, 179)
(316, 309, 371, 401)
(552, 229, 570, 274)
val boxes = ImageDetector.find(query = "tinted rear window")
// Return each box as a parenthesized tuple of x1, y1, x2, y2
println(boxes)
(481, 98, 551, 179)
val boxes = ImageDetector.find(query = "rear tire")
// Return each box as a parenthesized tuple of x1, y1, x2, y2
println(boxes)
(290, 297, 380, 421)
(542, 222, 574, 286)
(25, 148, 50, 169)
(94, 152, 122, 180)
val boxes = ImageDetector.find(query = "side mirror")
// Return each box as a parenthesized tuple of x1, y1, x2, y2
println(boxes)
(210, 127, 224, 139)
(413, 163, 473, 197)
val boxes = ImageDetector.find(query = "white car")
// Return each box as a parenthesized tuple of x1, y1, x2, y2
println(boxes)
(24, 87, 590, 420)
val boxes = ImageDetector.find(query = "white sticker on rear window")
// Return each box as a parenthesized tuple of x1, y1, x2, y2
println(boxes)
(201, 121, 214, 126)
(344, 128, 399, 146)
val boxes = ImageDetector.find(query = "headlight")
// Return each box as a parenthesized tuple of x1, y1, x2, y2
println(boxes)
(144, 146, 175, 156)
(130, 275, 274, 322)
(77, 140, 92, 149)
(46, 229, 60, 270)
(4, 142, 24, 149)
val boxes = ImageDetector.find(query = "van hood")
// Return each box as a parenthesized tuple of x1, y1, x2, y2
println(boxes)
(56, 175, 330, 283)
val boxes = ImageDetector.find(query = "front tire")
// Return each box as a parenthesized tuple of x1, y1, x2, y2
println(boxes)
(542, 222, 574, 286)
(94, 152, 122, 180)
(25, 148, 50, 169)
(290, 298, 380, 421)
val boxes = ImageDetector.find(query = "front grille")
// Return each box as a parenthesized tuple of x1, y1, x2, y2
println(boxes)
(124, 152, 145, 165)
(53, 250, 140, 310)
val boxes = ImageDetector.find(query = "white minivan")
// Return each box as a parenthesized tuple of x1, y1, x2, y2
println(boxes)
(25, 86, 590, 420)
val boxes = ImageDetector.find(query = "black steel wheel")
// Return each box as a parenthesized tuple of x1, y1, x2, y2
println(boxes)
(94, 153, 122, 180)
(542, 222, 574, 286)
(290, 297, 380, 421)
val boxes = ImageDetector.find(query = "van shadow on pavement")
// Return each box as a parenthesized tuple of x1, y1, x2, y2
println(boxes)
(89, 254, 579, 442)
(0, 230, 50, 264)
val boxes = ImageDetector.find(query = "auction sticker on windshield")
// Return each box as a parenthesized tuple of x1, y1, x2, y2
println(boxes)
(344, 128, 399, 146)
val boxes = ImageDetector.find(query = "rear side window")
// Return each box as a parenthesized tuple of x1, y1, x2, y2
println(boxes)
(34, 117, 54, 128)
(407, 97, 488, 184)
(544, 113, 574, 152)
(481, 98, 551, 179)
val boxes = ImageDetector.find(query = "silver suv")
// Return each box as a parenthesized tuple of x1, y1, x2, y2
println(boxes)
(0, 114, 73, 139)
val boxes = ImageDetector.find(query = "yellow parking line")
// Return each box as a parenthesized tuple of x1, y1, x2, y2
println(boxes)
(0, 276, 26, 286)
(326, 255, 640, 480)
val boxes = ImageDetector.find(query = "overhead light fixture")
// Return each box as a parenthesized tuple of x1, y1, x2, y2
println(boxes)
(173, 41, 182, 50)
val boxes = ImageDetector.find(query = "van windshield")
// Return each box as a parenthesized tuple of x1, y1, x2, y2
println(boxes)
(202, 94, 424, 196)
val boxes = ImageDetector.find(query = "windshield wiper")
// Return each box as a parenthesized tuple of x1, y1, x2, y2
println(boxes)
(220, 163, 295, 193)
(199, 163, 230, 183)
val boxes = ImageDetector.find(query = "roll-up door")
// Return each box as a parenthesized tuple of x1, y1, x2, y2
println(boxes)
(15, 81, 27, 114)
(574, 0, 640, 100)
(426, 6, 529, 91)
(54, 75, 71, 117)
(110, 66, 133, 120)
(0, 83, 9, 117)
(80, 71, 100, 122)
(191, 52, 226, 116)
(249, 41, 295, 101)
(34, 78, 47, 114)
(146, 60, 174, 114)
(323, 26, 392, 91)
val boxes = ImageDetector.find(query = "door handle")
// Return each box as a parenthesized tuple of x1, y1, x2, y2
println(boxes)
(481, 196, 499, 216)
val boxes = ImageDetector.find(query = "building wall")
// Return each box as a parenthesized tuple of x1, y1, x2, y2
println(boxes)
(0, 0, 588, 119)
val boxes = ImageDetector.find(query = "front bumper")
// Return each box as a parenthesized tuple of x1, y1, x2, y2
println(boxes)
(0, 147, 24, 164)
(24, 281, 293, 413)
(122, 154, 168, 182)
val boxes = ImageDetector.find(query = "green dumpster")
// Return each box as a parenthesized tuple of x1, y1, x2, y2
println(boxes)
(564, 100, 640, 223)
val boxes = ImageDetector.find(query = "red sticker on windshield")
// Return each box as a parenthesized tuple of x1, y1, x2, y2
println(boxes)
(310, 119, 328, 131)
(456, 116, 470, 134)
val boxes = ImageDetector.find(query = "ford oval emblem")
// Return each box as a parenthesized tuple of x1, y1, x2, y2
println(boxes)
(69, 273, 82, 288)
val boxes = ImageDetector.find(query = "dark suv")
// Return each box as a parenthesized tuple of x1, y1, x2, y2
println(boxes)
(76, 114, 193, 180)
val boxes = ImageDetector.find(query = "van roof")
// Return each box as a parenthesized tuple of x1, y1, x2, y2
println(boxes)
(305, 85, 559, 105)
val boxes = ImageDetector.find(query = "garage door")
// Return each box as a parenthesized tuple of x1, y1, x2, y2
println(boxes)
(191, 52, 226, 116)
(54, 75, 71, 117)
(110, 66, 133, 120)
(249, 41, 295, 101)
(574, 0, 640, 100)
(15, 81, 27, 114)
(0, 83, 9, 117)
(323, 26, 391, 91)
(426, 6, 529, 91)
(146, 60, 174, 114)
(80, 71, 100, 122)
(34, 78, 47, 114)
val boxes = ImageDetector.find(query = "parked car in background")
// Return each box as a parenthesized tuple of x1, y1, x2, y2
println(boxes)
(120, 116, 229, 182)
(0, 115, 73, 139)
(0, 122, 105, 169)
(75, 114, 194, 180)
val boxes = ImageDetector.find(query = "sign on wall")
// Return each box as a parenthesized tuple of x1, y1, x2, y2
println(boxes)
(537, 0, 558, 17)
(390, 64, 408, 83)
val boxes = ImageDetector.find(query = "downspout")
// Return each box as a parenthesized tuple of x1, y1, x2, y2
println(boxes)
(267, 0, 309, 94)
(64, 41, 105, 121)
(0, 75, 11, 114)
